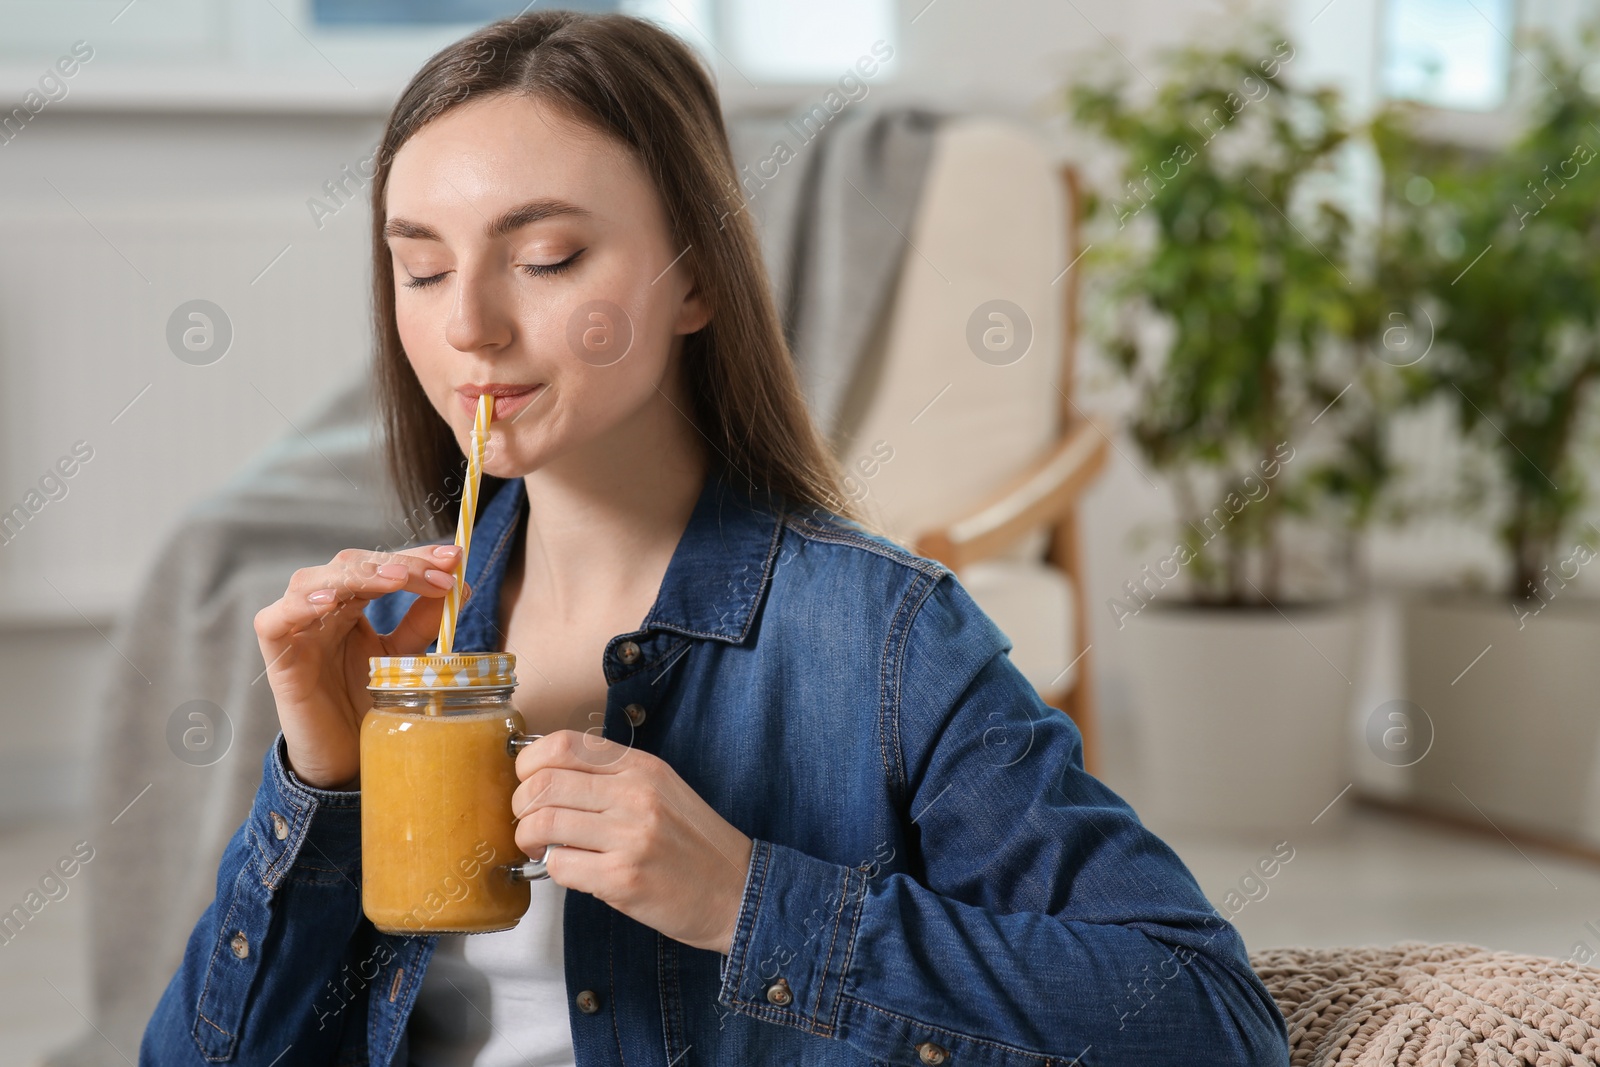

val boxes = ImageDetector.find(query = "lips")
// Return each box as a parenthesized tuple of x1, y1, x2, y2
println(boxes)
(457, 383, 543, 421)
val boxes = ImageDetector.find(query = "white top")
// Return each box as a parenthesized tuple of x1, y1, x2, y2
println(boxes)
(408, 880, 576, 1067)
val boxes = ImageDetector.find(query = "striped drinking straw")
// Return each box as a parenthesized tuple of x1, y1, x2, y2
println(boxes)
(436, 392, 492, 657)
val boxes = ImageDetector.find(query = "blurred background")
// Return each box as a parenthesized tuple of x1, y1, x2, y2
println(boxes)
(3, 0, 1600, 1063)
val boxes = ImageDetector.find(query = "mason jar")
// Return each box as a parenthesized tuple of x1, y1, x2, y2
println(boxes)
(360, 652, 550, 934)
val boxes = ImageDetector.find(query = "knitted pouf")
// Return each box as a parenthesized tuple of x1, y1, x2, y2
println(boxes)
(1248, 942, 1600, 1066)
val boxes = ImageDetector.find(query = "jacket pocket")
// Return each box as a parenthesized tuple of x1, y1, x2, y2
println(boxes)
(191, 848, 273, 1061)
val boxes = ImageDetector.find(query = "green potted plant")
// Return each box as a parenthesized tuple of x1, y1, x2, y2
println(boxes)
(1066, 27, 1404, 831)
(1371, 28, 1600, 849)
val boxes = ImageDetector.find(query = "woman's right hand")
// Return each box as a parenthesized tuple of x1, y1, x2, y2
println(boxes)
(253, 544, 466, 790)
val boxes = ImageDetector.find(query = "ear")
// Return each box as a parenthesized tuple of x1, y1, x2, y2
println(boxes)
(673, 275, 712, 336)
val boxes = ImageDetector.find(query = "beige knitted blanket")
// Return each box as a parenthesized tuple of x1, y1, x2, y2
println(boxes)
(1249, 942, 1600, 1066)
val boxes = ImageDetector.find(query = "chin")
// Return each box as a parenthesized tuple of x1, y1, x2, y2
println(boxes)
(481, 440, 550, 481)
(482, 458, 538, 481)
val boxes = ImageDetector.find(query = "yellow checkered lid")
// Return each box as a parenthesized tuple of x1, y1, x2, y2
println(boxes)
(367, 653, 517, 690)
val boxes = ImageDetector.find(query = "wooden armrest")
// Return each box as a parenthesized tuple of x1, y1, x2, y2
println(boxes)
(913, 417, 1110, 571)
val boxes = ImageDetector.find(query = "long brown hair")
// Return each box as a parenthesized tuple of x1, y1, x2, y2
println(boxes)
(369, 10, 867, 541)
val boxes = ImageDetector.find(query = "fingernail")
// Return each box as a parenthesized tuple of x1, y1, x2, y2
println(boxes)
(377, 563, 409, 579)
(308, 589, 336, 604)
(423, 568, 455, 589)
(432, 544, 461, 557)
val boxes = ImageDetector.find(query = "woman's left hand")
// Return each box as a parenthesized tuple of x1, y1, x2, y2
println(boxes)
(512, 729, 754, 956)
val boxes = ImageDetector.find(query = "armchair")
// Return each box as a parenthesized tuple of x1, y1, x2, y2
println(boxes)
(826, 118, 1108, 771)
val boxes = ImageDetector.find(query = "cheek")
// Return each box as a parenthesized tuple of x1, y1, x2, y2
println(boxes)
(519, 263, 675, 406)
(518, 255, 657, 367)
(488, 337, 669, 478)
(395, 303, 449, 400)
(546, 344, 668, 431)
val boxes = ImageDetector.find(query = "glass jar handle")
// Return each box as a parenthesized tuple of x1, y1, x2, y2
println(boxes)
(506, 731, 542, 758)
(501, 732, 558, 882)
(503, 844, 556, 883)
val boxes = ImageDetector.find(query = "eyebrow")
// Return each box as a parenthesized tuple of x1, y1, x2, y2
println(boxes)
(383, 197, 592, 243)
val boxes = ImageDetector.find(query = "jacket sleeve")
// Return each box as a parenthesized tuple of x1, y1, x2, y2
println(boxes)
(140, 734, 375, 1065)
(715, 570, 1290, 1067)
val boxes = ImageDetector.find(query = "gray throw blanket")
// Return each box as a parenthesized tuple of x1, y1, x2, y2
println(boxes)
(727, 106, 941, 442)
(53, 380, 396, 1064)
(44, 103, 940, 1066)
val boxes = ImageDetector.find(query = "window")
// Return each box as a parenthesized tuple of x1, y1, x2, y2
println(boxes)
(311, 0, 623, 24)
(1379, 0, 1513, 111)
(723, 0, 897, 83)
(307, 0, 711, 58)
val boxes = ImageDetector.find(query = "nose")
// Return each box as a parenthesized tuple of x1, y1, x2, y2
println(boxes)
(443, 260, 514, 355)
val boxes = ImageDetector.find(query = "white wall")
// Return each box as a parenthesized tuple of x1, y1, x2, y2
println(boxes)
(0, 111, 380, 814)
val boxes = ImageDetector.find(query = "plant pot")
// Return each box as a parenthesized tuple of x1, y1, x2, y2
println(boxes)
(1400, 594, 1600, 849)
(1122, 602, 1361, 834)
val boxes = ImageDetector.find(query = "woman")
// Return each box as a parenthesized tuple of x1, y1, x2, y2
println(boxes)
(142, 10, 1288, 1066)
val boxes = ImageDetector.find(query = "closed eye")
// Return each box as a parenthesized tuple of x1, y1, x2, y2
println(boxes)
(403, 270, 448, 290)
(520, 247, 585, 279)
(401, 248, 586, 290)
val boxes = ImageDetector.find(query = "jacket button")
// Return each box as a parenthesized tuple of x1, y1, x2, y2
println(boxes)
(916, 1041, 948, 1065)
(269, 812, 289, 840)
(575, 989, 600, 1014)
(765, 977, 792, 1006)
(230, 932, 250, 959)
(617, 641, 641, 664)
(624, 703, 647, 726)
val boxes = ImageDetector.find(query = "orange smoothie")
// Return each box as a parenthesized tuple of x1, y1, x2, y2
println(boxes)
(360, 708, 530, 933)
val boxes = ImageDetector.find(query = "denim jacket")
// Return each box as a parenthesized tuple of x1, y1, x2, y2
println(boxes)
(142, 465, 1290, 1066)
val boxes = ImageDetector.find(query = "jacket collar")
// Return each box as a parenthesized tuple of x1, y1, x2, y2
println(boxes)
(452, 466, 786, 653)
